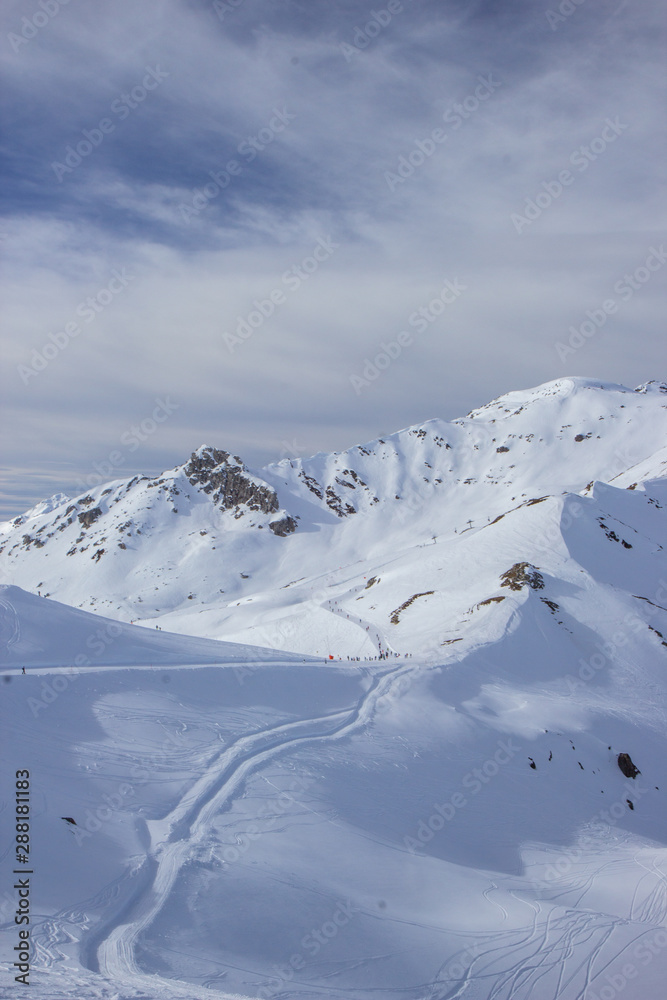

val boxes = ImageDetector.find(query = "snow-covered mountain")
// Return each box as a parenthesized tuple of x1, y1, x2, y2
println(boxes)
(0, 584, 311, 669)
(1, 377, 666, 659)
(2, 376, 667, 999)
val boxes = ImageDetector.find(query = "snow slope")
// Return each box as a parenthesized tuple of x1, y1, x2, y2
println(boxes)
(1, 376, 666, 998)
(1, 579, 666, 997)
(1, 377, 666, 660)
(0, 585, 310, 669)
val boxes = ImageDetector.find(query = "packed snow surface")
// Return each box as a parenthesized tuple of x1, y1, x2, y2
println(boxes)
(1, 377, 666, 998)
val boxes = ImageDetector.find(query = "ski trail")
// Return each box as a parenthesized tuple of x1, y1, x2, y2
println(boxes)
(29, 869, 129, 974)
(147, 705, 352, 845)
(94, 661, 409, 999)
(322, 581, 398, 656)
(630, 852, 667, 924)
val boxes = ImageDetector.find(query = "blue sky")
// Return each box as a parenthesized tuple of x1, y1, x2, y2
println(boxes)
(1, 0, 665, 517)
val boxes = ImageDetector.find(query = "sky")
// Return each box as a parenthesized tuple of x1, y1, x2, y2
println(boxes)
(1, 0, 665, 518)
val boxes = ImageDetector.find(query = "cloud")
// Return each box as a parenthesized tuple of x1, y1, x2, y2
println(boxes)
(0, 0, 664, 517)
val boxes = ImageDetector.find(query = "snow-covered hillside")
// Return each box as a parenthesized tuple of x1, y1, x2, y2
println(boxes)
(1, 544, 666, 996)
(1, 376, 666, 999)
(1, 377, 666, 660)
(0, 584, 311, 669)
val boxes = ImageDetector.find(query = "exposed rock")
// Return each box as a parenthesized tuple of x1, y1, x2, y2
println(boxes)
(325, 485, 356, 517)
(185, 447, 279, 515)
(617, 752, 640, 778)
(78, 508, 102, 528)
(500, 562, 544, 591)
(390, 591, 434, 625)
(477, 596, 505, 608)
(268, 515, 297, 537)
(299, 471, 323, 499)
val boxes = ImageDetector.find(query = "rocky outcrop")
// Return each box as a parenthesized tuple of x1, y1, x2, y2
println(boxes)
(78, 507, 102, 528)
(185, 447, 279, 515)
(617, 752, 640, 778)
(500, 562, 544, 591)
(269, 515, 298, 537)
(390, 591, 435, 625)
(325, 485, 356, 518)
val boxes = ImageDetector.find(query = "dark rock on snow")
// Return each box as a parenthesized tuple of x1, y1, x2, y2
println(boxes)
(617, 752, 640, 779)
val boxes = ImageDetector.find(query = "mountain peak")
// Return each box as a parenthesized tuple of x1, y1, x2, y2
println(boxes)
(183, 447, 279, 515)
(1, 376, 666, 643)
(634, 380, 667, 394)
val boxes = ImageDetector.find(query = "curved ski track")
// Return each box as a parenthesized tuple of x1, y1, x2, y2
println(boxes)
(92, 661, 412, 999)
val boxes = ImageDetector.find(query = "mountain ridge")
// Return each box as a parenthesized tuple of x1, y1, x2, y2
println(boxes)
(1, 376, 665, 659)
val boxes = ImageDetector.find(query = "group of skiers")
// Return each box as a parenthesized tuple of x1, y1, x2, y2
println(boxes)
(344, 652, 412, 661)
(325, 596, 410, 661)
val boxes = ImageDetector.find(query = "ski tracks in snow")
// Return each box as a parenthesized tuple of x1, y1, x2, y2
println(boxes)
(93, 660, 412, 999)
(322, 582, 397, 656)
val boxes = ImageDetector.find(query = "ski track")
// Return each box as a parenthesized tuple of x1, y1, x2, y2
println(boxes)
(426, 899, 661, 1000)
(92, 659, 412, 999)
(8, 571, 667, 997)
(323, 583, 397, 657)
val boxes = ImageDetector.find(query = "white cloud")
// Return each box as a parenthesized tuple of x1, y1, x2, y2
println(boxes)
(1, 0, 664, 516)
